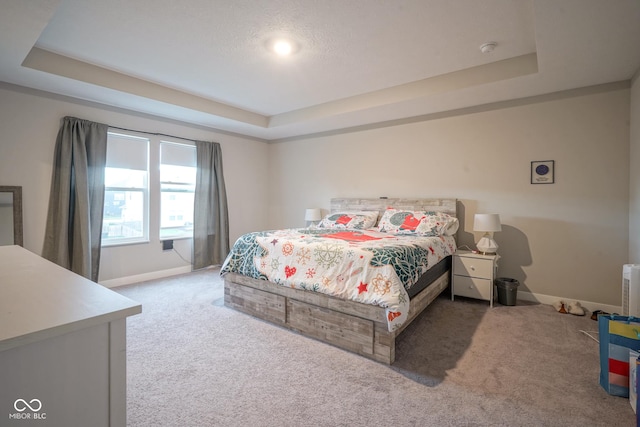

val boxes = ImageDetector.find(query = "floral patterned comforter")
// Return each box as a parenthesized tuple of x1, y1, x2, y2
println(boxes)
(220, 228, 456, 331)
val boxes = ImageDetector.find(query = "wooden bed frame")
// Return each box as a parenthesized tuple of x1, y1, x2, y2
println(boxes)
(223, 198, 457, 364)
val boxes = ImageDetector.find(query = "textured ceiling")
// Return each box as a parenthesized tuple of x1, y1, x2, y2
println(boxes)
(1, 0, 639, 140)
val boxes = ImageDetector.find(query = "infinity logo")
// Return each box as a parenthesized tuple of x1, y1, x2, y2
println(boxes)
(14, 399, 42, 412)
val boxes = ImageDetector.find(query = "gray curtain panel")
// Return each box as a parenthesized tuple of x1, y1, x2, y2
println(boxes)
(193, 141, 229, 269)
(42, 116, 108, 282)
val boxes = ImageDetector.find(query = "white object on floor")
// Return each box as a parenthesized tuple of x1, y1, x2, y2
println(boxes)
(553, 300, 567, 313)
(622, 264, 640, 317)
(568, 301, 585, 316)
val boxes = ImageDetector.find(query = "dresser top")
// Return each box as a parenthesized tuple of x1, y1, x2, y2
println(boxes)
(0, 245, 141, 352)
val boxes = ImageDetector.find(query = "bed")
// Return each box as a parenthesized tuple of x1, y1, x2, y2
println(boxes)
(221, 197, 458, 364)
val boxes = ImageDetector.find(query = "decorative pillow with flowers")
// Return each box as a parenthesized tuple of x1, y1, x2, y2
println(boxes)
(377, 208, 459, 236)
(317, 211, 378, 230)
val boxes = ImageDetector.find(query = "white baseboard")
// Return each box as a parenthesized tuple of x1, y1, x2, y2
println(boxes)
(516, 290, 621, 315)
(99, 265, 193, 288)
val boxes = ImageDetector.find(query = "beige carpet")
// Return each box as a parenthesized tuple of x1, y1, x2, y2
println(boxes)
(115, 269, 635, 426)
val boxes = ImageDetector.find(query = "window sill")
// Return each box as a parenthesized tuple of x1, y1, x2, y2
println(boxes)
(159, 234, 193, 241)
(101, 239, 150, 248)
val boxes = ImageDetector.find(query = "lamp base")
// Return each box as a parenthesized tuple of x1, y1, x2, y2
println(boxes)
(476, 235, 498, 255)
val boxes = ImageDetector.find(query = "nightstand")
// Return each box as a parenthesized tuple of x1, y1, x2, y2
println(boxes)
(451, 250, 498, 307)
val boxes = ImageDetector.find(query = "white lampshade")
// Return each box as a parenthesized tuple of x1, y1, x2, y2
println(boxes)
(473, 214, 501, 232)
(304, 208, 322, 222)
(473, 213, 501, 254)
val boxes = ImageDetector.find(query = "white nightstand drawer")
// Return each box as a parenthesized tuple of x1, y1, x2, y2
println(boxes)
(453, 256, 494, 279)
(453, 275, 492, 300)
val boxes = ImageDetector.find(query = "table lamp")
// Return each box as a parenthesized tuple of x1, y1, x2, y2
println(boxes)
(473, 213, 501, 254)
(305, 208, 322, 228)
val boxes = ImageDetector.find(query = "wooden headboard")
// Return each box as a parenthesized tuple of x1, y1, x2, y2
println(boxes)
(330, 197, 457, 217)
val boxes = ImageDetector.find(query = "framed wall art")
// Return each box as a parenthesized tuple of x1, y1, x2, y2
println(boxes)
(531, 160, 554, 184)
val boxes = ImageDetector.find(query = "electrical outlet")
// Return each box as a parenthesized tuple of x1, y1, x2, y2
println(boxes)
(162, 240, 173, 251)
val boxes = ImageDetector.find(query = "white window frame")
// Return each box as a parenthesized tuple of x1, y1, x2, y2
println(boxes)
(159, 141, 196, 240)
(102, 132, 150, 247)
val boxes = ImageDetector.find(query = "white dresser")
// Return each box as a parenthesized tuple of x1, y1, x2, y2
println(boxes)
(0, 245, 141, 427)
(451, 250, 498, 307)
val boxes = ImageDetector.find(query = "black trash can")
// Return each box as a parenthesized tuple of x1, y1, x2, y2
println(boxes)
(495, 278, 519, 306)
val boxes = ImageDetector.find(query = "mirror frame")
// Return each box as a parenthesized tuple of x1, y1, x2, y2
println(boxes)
(0, 186, 23, 246)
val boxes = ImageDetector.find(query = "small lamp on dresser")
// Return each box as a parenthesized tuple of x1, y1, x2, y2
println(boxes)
(305, 208, 322, 228)
(473, 213, 501, 255)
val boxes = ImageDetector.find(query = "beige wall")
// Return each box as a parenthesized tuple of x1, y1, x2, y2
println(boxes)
(268, 89, 630, 306)
(0, 85, 269, 282)
(0, 82, 632, 305)
(630, 74, 640, 263)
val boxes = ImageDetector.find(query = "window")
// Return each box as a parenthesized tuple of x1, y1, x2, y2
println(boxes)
(100, 133, 197, 247)
(160, 142, 196, 239)
(102, 133, 149, 245)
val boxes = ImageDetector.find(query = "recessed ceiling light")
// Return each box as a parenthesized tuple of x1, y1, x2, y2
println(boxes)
(273, 40, 293, 56)
(267, 38, 299, 56)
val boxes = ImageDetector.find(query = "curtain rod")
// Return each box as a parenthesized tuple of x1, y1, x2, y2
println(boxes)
(108, 125, 200, 143)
